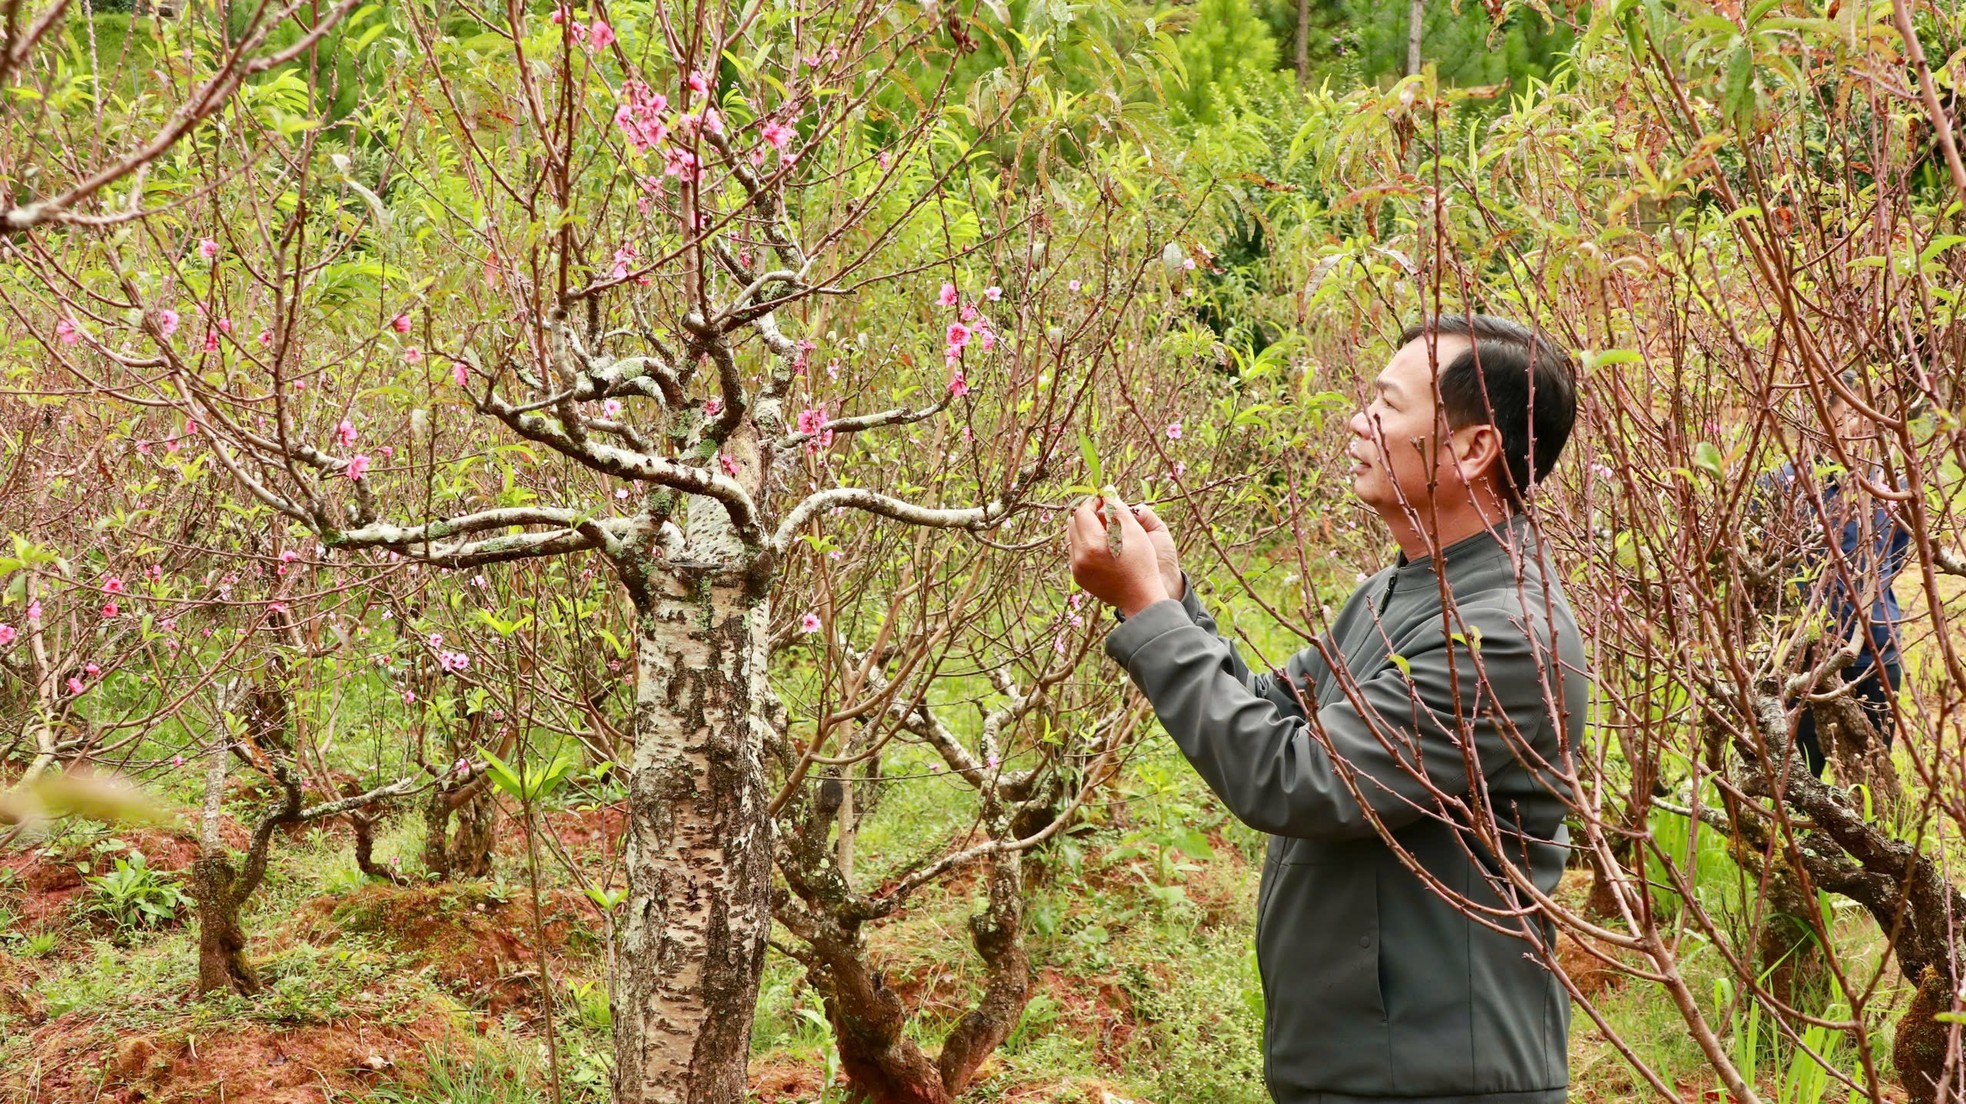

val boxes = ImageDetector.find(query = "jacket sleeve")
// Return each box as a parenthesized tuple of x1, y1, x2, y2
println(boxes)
(1106, 597, 1550, 839)
(1171, 576, 1324, 721)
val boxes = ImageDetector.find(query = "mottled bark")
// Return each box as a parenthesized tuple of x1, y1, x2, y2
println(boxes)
(422, 773, 496, 879)
(189, 851, 261, 996)
(611, 570, 774, 1104)
(793, 852, 1031, 1104)
(1814, 693, 1902, 813)
(351, 810, 410, 886)
(780, 775, 1034, 1104)
(932, 851, 1030, 1093)
(192, 680, 261, 996)
(1733, 696, 1964, 1104)
(1750, 861, 1826, 1011)
(1896, 966, 1954, 1104)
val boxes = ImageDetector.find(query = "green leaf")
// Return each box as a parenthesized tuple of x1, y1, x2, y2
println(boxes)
(1693, 441, 1725, 481)
(1077, 427, 1102, 486)
(1722, 44, 1757, 132)
(479, 748, 524, 799)
(1387, 653, 1412, 679)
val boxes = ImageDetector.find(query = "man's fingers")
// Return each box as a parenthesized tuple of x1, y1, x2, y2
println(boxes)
(1134, 504, 1168, 534)
(1067, 497, 1102, 550)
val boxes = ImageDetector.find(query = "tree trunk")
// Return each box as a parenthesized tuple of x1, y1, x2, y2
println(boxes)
(351, 810, 410, 886)
(611, 570, 774, 1104)
(1816, 694, 1902, 813)
(189, 853, 260, 996)
(1405, 0, 1424, 77)
(1295, 0, 1311, 88)
(1752, 861, 1825, 1010)
(801, 852, 1032, 1104)
(192, 679, 259, 996)
(422, 775, 496, 879)
(934, 851, 1031, 1093)
(1896, 965, 1953, 1104)
(820, 938, 950, 1104)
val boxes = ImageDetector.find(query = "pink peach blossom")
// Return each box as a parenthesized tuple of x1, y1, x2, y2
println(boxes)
(56, 319, 80, 345)
(334, 419, 358, 447)
(198, 238, 220, 260)
(346, 454, 371, 480)
(937, 283, 958, 307)
(799, 612, 822, 633)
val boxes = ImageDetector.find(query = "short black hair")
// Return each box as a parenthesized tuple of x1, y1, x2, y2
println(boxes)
(1399, 314, 1578, 505)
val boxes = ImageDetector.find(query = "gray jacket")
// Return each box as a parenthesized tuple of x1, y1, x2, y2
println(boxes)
(1106, 515, 1582, 1104)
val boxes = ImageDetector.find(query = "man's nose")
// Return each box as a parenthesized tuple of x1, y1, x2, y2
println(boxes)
(1348, 409, 1370, 436)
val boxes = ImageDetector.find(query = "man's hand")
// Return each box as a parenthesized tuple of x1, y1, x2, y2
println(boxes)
(1132, 502, 1185, 602)
(1068, 491, 1171, 617)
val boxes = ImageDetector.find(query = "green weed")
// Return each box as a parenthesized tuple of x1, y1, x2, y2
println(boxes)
(370, 1040, 542, 1104)
(85, 852, 191, 938)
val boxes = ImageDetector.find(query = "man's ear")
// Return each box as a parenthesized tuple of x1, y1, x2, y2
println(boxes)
(1449, 423, 1506, 483)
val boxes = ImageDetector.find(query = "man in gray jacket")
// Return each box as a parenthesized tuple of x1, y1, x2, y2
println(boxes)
(1068, 315, 1585, 1104)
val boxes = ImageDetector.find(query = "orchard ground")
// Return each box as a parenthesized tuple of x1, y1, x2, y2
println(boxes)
(6, 571, 1958, 1103)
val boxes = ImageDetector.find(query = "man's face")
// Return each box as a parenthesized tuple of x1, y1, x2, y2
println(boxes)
(1346, 334, 1474, 513)
(1829, 397, 1875, 449)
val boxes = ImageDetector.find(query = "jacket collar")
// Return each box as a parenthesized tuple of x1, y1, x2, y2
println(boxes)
(1392, 512, 1528, 577)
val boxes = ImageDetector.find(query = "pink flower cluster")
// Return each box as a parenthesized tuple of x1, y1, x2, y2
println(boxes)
(551, 6, 613, 49)
(935, 282, 998, 397)
(796, 404, 833, 453)
(437, 650, 470, 673)
(615, 80, 671, 153)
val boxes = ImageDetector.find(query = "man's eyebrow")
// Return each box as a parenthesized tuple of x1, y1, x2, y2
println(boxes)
(1374, 377, 1401, 399)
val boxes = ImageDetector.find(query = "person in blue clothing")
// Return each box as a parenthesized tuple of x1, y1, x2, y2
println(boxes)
(1768, 380, 1912, 778)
